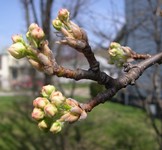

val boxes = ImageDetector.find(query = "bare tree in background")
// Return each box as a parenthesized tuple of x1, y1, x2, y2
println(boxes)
(116, 0, 162, 148)
(82, 0, 125, 49)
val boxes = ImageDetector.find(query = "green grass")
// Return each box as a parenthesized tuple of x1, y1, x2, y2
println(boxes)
(72, 102, 158, 150)
(0, 96, 159, 150)
(0, 96, 27, 112)
(61, 82, 90, 89)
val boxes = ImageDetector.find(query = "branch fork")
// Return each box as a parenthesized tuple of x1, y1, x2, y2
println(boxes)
(8, 8, 162, 134)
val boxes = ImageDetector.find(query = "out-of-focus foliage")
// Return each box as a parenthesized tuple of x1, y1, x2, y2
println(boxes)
(0, 96, 158, 150)
(89, 82, 105, 97)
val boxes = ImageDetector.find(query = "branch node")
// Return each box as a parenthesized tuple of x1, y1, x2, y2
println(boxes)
(123, 62, 134, 72)
(130, 80, 136, 85)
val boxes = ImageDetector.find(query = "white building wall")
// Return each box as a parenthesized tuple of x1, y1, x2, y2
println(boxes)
(0, 53, 44, 90)
(0, 54, 10, 90)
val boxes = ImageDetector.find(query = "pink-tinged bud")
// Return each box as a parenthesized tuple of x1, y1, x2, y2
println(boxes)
(31, 107, 44, 121)
(67, 114, 79, 123)
(52, 19, 63, 31)
(33, 97, 49, 109)
(60, 112, 79, 123)
(66, 98, 79, 107)
(38, 119, 49, 131)
(44, 103, 58, 117)
(50, 121, 63, 134)
(59, 113, 71, 121)
(41, 85, 55, 98)
(30, 27, 45, 40)
(70, 106, 82, 115)
(58, 8, 70, 22)
(8, 42, 27, 59)
(28, 23, 39, 32)
(50, 91, 65, 106)
(12, 34, 24, 43)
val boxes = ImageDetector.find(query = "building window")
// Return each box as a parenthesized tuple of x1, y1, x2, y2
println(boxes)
(12, 68, 18, 79)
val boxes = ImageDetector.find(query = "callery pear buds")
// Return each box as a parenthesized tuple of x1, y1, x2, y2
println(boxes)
(28, 23, 39, 32)
(52, 8, 88, 50)
(31, 108, 45, 121)
(8, 42, 27, 59)
(38, 120, 49, 131)
(31, 85, 87, 134)
(50, 121, 63, 134)
(33, 97, 49, 109)
(26, 23, 45, 48)
(44, 103, 58, 117)
(108, 42, 132, 67)
(50, 91, 65, 106)
(12, 34, 24, 43)
(52, 19, 63, 31)
(41, 85, 56, 98)
(30, 27, 45, 40)
(58, 8, 70, 22)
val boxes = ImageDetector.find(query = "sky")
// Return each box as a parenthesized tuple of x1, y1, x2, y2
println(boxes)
(0, 0, 125, 52)
(0, 1, 23, 50)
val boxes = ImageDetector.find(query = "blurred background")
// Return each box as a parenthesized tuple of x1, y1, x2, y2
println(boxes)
(0, 0, 162, 149)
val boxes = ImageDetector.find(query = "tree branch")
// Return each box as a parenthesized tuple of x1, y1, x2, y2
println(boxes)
(81, 52, 162, 112)
(81, 44, 100, 72)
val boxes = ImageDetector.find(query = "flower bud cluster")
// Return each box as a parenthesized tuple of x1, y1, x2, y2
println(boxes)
(8, 23, 55, 75)
(26, 23, 45, 48)
(52, 9, 88, 50)
(31, 85, 87, 134)
(108, 42, 132, 67)
(8, 24, 46, 60)
(25, 24, 55, 75)
(8, 23, 46, 60)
